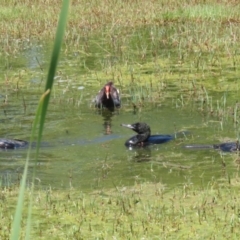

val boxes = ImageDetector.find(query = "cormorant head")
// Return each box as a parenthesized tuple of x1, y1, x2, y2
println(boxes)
(121, 122, 151, 135)
(121, 122, 151, 145)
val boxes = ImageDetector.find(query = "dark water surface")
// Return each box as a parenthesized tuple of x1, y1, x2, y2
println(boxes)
(0, 33, 239, 191)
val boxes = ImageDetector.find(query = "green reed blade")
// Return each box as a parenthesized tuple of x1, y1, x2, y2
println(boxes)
(10, 1, 69, 240)
(38, 0, 69, 152)
(10, 90, 50, 240)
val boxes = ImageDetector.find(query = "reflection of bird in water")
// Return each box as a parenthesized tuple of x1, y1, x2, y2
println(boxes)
(121, 122, 174, 148)
(103, 121, 112, 135)
(101, 111, 113, 135)
(95, 81, 121, 110)
(133, 147, 152, 162)
(0, 138, 28, 149)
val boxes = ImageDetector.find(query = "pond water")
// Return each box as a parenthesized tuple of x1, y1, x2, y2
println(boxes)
(0, 27, 239, 191)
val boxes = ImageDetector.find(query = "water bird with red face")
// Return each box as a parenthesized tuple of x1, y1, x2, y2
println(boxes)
(95, 81, 121, 109)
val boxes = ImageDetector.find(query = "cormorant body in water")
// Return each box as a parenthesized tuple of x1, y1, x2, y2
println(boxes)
(122, 123, 239, 152)
(121, 122, 174, 148)
(184, 141, 240, 152)
(0, 138, 28, 150)
(95, 81, 121, 109)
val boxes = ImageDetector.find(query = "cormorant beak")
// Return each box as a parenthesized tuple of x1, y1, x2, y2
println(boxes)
(121, 124, 135, 130)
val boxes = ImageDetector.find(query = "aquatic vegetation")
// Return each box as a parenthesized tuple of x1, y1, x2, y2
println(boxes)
(0, 0, 240, 62)
(2, 179, 240, 239)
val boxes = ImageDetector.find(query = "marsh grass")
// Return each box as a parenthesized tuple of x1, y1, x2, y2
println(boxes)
(1, 0, 240, 57)
(2, 179, 240, 239)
